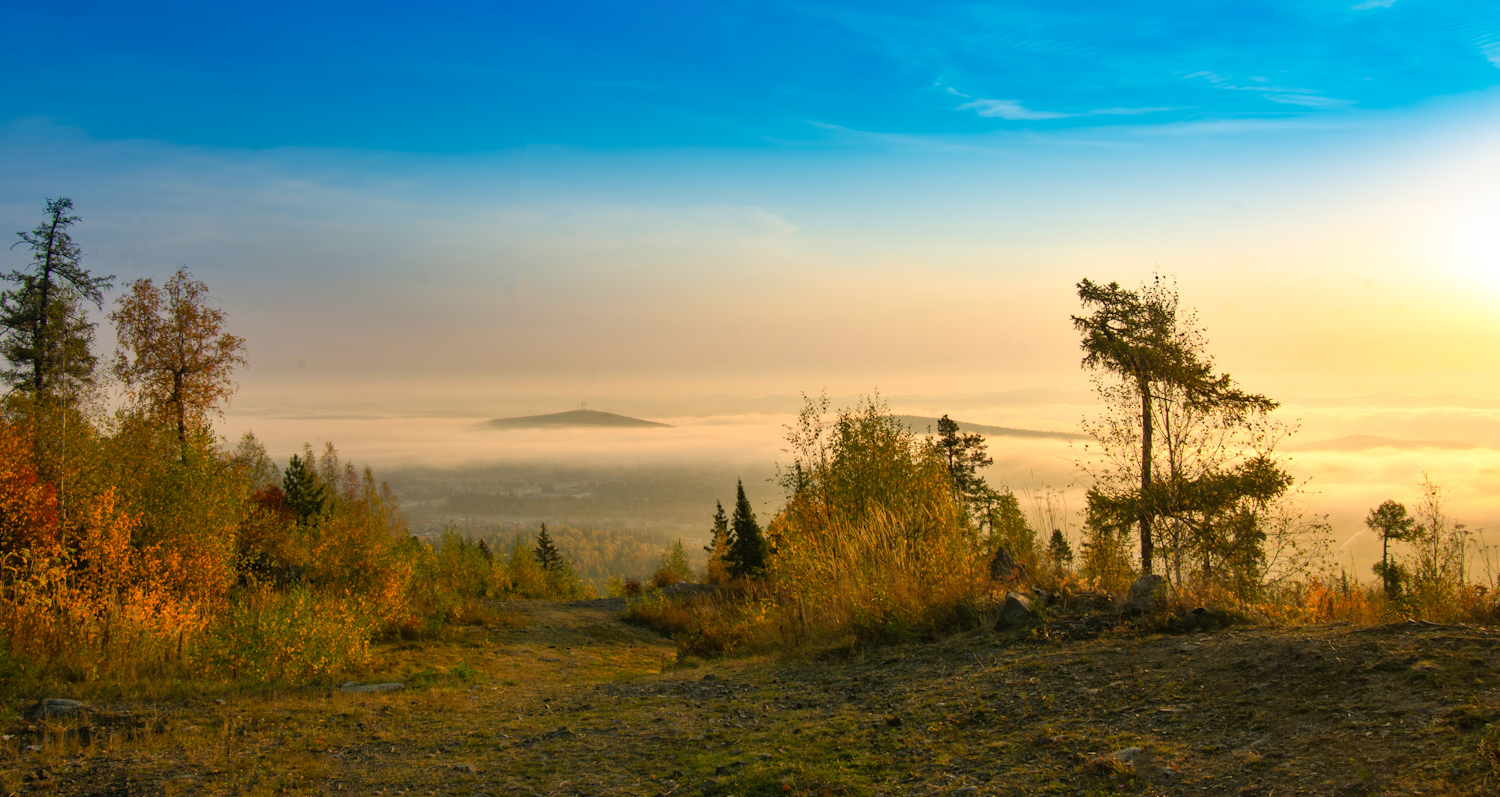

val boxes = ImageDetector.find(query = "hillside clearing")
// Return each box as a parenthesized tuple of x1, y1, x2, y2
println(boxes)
(4, 600, 1498, 796)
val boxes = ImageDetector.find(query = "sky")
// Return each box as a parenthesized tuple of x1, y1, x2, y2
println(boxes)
(3, 1, 1500, 556)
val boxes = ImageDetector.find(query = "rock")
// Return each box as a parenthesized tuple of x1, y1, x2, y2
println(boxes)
(995, 592, 1036, 630)
(452, 762, 478, 773)
(1113, 746, 1147, 765)
(988, 546, 1028, 582)
(1166, 607, 1209, 632)
(1122, 574, 1168, 614)
(338, 682, 405, 693)
(29, 699, 84, 720)
(519, 726, 574, 746)
(886, 716, 904, 727)
(1112, 746, 1156, 777)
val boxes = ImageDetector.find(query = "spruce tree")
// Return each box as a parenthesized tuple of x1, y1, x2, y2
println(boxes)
(1047, 528, 1075, 567)
(705, 500, 730, 554)
(283, 454, 326, 526)
(534, 523, 562, 572)
(727, 480, 767, 579)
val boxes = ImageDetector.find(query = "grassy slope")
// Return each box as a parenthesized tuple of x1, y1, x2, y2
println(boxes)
(5, 602, 1499, 795)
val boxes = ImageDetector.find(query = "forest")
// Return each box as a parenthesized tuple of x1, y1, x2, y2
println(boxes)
(0, 196, 1491, 696)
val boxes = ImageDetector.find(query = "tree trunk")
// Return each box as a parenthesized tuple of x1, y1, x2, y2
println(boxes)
(1139, 380, 1154, 574)
(1381, 534, 1390, 597)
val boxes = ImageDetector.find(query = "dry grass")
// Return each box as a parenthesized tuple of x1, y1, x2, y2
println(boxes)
(6, 597, 1500, 795)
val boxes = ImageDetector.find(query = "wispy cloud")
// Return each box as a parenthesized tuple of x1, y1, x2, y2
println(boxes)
(952, 90, 1176, 122)
(1088, 106, 1180, 116)
(1351, 0, 1398, 9)
(957, 98, 1071, 120)
(1185, 71, 1354, 110)
(1268, 94, 1357, 109)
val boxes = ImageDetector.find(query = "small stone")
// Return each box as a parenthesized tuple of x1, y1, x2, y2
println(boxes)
(1113, 746, 1146, 765)
(338, 682, 405, 693)
(453, 762, 478, 773)
(29, 699, 84, 720)
(886, 716, 904, 727)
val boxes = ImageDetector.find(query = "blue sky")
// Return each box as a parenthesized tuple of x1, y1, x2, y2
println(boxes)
(5, 1, 1499, 151)
(1, 0, 1499, 413)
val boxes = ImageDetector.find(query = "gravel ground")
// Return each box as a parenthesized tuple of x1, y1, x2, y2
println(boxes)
(4, 601, 1498, 796)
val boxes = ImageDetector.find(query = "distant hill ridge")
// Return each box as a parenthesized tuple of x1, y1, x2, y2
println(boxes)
(894, 415, 1086, 441)
(486, 410, 672, 429)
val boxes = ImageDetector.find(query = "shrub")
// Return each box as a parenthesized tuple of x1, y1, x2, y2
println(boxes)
(199, 585, 377, 683)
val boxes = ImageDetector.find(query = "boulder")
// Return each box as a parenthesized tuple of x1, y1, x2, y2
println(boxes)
(995, 591, 1037, 630)
(1123, 574, 1169, 614)
(988, 546, 1029, 582)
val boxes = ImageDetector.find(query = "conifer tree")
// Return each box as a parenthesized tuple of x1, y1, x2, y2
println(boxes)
(1366, 499, 1417, 599)
(1, 197, 114, 400)
(1074, 275, 1280, 578)
(283, 453, 325, 526)
(727, 480, 767, 579)
(935, 415, 993, 502)
(705, 499, 730, 554)
(1047, 528, 1075, 567)
(534, 523, 562, 572)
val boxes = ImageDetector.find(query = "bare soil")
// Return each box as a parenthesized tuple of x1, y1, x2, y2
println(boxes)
(4, 600, 1499, 796)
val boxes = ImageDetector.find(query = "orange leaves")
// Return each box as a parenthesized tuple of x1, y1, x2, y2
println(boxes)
(0, 422, 60, 558)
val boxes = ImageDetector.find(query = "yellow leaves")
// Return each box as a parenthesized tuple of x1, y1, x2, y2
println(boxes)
(109, 267, 246, 437)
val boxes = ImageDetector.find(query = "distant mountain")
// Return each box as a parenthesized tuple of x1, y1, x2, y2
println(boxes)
(486, 410, 672, 429)
(894, 415, 1087, 442)
(1287, 434, 1480, 452)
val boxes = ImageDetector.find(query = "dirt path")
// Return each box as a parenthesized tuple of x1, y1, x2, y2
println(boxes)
(5, 602, 1499, 796)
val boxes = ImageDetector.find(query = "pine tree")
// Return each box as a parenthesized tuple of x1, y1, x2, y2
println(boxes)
(727, 480, 767, 579)
(283, 454, 326, 526)
(534, 523, 562, 572)
(1366, 500, 1417, 599)
(935, 415, 993, 501)
(1, 198, 114, 399)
